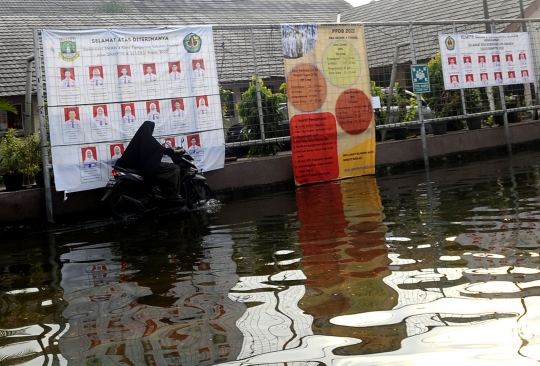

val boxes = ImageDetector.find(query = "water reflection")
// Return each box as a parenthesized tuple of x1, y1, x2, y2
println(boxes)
(58, 234, 244, 365)
(3, 150, 540, 364)
(296, 178, 401, 356)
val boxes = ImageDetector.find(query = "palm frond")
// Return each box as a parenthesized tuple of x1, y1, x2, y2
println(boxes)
(0, 98, 17, 114)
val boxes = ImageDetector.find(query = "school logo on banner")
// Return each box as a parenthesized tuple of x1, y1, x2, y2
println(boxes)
(58, 38, 80, 62)
(445, 36, 456, 51)
(183, 33, 202, 53)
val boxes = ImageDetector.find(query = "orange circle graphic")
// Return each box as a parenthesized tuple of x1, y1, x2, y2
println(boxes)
(335, 89, 373, 135)
(287, 64, 327, 112)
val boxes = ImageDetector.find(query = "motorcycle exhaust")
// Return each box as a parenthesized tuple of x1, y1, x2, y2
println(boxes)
(101, 189, 113, 202)
(121, 195, 146, 209)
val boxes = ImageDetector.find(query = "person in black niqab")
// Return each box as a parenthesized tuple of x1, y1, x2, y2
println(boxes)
(116, 120, 184, 200)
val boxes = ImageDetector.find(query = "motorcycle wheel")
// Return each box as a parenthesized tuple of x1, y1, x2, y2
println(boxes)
(186, 181, 212, 209)
(109, 189, 137, 220)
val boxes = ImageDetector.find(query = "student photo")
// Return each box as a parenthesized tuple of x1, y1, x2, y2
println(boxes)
(146, 101, 161, 121)
(110, 144, 124, 161)
(121, 103, 136, 123)
(192, 59, 206, 78)
(196, 96, 210, 115)
(521, 69, 530, 82)
(447, 57, 457, 70)
(169, 61, 182, 80)
(82, 147, 98, 168)
(450, 75, 459, 87)
(161, 137, 175, 149)
(463, 56, 472, 69)
(187, 134, 202, 155)
(64, 107, 81, 129)
(89, 66, 104, 86)
(480, 73, 489, 85)
(117, 65, 133, 84)
(61, 68, 76, 88)
(93, 105, 109, 127)
(171, 99, 186, 118)
(519, 53, 527, 65)
(143, 63, 158, 82)
(478, 55, 487, 68)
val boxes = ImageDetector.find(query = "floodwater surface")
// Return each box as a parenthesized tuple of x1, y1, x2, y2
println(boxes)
(2, 149, 540, 365)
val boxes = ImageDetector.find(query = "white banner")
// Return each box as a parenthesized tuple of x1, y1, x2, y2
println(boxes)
(438, 33, 535, 90)
(41, 26, 224, 193)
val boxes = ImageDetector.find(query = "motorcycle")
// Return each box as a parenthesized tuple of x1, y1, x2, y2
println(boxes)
(101, 151, 212, 219)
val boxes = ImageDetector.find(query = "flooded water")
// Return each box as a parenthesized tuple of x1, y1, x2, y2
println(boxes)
(3, 148, 540, 365)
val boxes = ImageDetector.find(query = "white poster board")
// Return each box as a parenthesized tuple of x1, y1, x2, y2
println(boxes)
(438, 33, 535, 90)
(41, 26, 225, 193)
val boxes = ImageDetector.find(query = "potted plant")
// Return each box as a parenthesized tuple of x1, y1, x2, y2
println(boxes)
(401, 93, 419, 138)
(505, 95, 518, 123)
(465, 88, 483, 130)
(493, 94, 518, 126)
(0, 128, 25, 190)
(0, 129, 44, 191)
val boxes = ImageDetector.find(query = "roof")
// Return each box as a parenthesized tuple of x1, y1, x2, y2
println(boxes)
(0, 12, 340, 97)
(0, 0, 535, 97)
(1, 0, 352, 14)
(340, 0, 537, 68)
(340, 0, 535, 22)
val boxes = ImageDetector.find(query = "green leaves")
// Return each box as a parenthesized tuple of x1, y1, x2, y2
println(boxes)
(0, 129, 42, 177)
(371, 81, 386, 122)
(20, 133, 42, 178)
(0, 129, 24, 174)
(236, 77, 286, 156)
(0, 98, 18, 114)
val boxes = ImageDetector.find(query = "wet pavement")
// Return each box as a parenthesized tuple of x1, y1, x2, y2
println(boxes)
(2, 147, 540, 365)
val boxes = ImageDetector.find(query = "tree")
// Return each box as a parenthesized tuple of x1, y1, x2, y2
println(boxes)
(94, 0, 132, 13)
(236, 77, 286, 156)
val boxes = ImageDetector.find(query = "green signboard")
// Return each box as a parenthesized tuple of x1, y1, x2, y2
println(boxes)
(411, 64, 430, 93)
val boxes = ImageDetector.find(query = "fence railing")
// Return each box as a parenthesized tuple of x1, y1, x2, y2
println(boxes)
(217, 19, 540, 151)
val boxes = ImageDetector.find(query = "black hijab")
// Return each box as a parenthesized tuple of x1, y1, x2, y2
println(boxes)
(115, 121, 165, 180)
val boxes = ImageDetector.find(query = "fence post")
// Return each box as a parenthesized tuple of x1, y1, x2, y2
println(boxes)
(520, 19, 533, 113)
(33, 29, 54, 223)
(453, 23, 468, 118)
(250, 27, 266, 142)
(408, 23, 429, 169)
(383, 41, 409, 141)
(492, 21, 512, 154)
(527, 20, 539, 120)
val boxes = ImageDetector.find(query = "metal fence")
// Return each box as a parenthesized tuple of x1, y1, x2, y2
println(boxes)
(218, 19, 540, 151)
